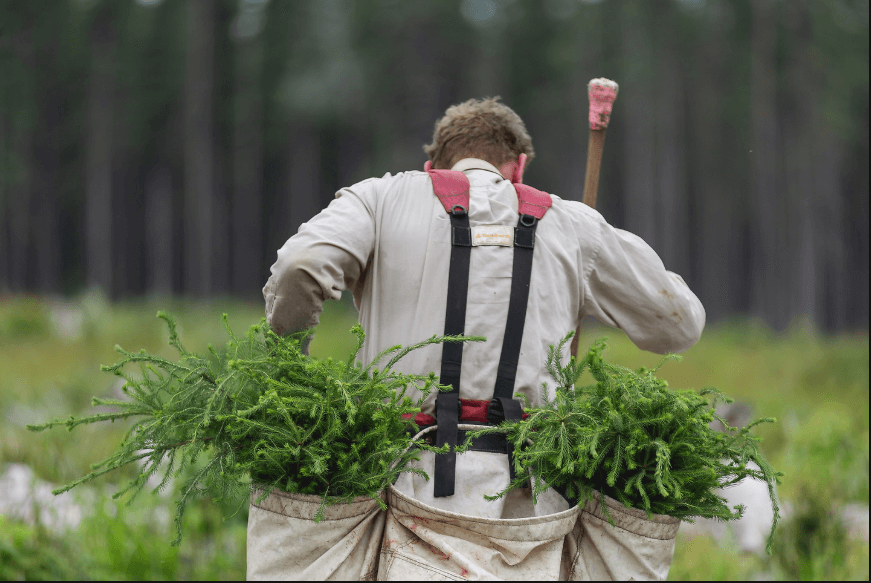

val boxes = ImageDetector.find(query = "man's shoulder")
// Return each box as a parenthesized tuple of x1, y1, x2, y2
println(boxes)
(337, 171, 431, 206)
(546, 194, 607, 227)
(343, 170, 429, 194)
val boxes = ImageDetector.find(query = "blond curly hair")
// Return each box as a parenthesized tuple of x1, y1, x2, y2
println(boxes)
(423, 97, 535, 170)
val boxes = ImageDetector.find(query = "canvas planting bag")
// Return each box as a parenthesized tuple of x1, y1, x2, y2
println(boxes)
(246, 488, 386, 580)
(571, 493, 681, 580)
(377, 426, 680, 581)
(379, 424, 580, 580)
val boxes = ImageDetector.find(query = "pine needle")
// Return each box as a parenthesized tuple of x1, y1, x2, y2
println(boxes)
(470, 332, 784, 554)
(28, 314, 483, 545)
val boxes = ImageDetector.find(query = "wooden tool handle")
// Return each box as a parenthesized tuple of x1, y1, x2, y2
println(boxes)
(574, 79, 618, 359)
(573, 129, 607, 358)
(582, 128, 607, 209)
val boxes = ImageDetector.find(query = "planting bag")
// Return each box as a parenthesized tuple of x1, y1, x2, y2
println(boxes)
(380, 426, 680, 581)
(246, 426, 680, 581)
(379, 426, 578, 580)
(570, 493, 681, 581)
(246, 488, 386, 581)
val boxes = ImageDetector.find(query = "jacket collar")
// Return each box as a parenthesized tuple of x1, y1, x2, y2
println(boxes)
(450, 158, 504, 179)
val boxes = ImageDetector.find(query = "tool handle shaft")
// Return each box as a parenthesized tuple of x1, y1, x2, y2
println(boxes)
(574, 128, 608, 358)
(582, 128, 607, 209)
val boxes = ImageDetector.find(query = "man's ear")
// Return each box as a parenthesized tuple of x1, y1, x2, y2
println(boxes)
(512, 153, 527, 184)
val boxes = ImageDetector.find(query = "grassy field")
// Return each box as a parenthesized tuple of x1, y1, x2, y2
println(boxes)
(0, 293, 867, 580)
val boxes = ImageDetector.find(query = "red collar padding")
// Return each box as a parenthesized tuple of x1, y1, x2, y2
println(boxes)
(425, 161, 551, 219)
(514, 183, 552, 219)
(425, 161, 471, 213)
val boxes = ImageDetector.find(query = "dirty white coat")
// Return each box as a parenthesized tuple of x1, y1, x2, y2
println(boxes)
(257, 158, 706, 580)
(263, 158, 706, 417)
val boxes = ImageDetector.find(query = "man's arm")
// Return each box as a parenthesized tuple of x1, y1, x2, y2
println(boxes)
(582, 216, 706, 354)
(263, 179, 378, 336)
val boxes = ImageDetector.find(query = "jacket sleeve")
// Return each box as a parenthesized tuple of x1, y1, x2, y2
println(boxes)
(581, 217, 706, 354)
(263, 179, 378, 335)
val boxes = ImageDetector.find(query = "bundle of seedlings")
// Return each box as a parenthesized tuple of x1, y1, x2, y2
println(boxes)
(28, 312, 481, 544)
(471, 332, 783, 553)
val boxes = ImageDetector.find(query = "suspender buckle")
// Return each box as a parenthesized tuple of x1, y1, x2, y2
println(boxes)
(519, 213, 537, 227)
(451, 204, 468, 216)
(487, 398, 506, 425)
(487, 397, 524, 425)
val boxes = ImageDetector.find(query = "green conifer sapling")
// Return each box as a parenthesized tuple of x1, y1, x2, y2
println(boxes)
(470, 332, 784, 553)
(28, 313, 483, 544)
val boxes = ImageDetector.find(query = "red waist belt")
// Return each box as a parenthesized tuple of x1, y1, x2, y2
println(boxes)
(403, 398, 529, 427)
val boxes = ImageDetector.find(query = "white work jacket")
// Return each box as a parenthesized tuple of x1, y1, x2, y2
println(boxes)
(264, 158, 706, 415)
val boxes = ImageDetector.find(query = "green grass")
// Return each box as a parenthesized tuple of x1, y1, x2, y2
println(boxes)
(0, 295, 867, 580)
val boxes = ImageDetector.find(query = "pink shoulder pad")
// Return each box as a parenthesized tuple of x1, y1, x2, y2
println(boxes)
(514, 183, 552, 219)
(425, 161, 470, 213)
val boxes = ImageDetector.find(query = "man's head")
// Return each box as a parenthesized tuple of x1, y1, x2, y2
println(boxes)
(423, 97, 535, 178)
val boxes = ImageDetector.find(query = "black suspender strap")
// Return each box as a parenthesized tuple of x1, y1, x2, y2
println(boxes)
(490, 214, 539, 481)
(433, 196, 543, 498)
(493, 214, 538, 401)
(434, 205, 472, 498)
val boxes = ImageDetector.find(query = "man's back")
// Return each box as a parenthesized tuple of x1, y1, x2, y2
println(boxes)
(264, 158, 705, 415)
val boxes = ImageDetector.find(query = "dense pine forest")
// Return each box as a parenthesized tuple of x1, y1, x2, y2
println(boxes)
(0, 0, 867, 332)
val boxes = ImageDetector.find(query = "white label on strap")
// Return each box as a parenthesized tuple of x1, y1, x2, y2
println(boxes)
(471, 224, 514, 247)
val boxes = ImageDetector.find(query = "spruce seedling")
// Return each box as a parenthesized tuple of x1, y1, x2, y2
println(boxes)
(471, 332, 783, 553)
(28, 313, 483, 544)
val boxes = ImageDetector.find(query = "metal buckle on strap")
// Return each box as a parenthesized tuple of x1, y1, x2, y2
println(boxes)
(487, 398, 506, 425)
(487, 397, 523, 425)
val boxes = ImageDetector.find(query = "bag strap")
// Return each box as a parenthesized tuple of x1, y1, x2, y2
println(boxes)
(424, 163, 551, 497)
(425, 163, 472, 498)
(489, 203, 546, 483)
(492, 211, 540, 402)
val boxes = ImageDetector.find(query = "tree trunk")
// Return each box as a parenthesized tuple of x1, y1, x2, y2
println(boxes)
(7, 115, 32, 292)
(232, 31, 264, 298)
(397, 15, 442, 171)
(33, 3, 71, 296)
(213, 140, 231, 295)
(85, 9, 115, 295)
(781, 0, 818, 328)
(145, 163, 174, 296)
(281, 125, 322, 248)
(184, 0, 216, 297)
(653, 7, 690, 279)
(0, 109, 7, 292)
(749, 0, 785, 329)
(815, 129, 846, 331)
(619, 0, 658, 248)
(467, 27, 506, 109)
(690, 2, 736, 322)
(566, 10, 603, 204)
(33, 97, 61, 294)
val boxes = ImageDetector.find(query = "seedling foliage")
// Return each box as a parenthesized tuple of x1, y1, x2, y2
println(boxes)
(28, 313, 482, 544)
(470, 332, 783, 553)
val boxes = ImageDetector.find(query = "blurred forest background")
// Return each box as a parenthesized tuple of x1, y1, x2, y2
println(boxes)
(0, 0, 868, 332)
(0, 2, 868, 579)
